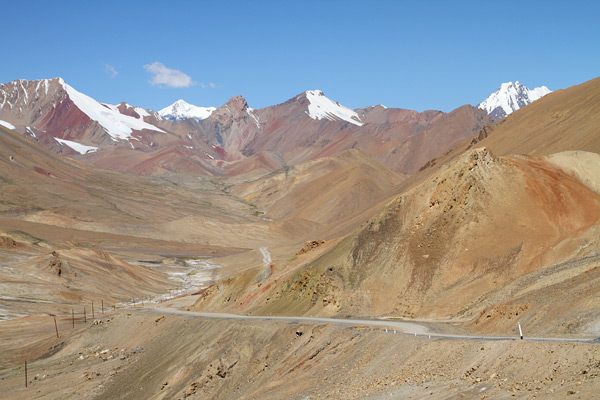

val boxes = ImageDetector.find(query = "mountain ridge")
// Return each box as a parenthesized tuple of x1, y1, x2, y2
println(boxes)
(0, 77, 493, 177)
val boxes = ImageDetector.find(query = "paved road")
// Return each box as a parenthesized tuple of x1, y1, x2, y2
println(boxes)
(144, 307, 599, 344)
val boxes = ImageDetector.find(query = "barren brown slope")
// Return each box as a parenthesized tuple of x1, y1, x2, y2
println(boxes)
(193, 148, 600, 337)
(230, 149, 406, 227)
(379, 104, 492, 174)
(0, 124, 273, 249)
(223, 151, 287, 179)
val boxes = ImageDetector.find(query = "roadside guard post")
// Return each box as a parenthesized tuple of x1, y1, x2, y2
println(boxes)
(518, 322, 523, 340)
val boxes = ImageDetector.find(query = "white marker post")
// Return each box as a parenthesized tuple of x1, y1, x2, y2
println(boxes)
(518, 322, 523, 340)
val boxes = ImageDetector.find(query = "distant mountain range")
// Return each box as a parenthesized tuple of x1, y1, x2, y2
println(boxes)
(1, 77, 550, 177)
(158, 81, 552, 123)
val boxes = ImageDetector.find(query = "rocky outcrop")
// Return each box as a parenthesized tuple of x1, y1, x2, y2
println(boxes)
(296, 240, 326, 255)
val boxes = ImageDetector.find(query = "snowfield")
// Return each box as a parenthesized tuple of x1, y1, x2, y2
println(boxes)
(60, 79, 165, 141)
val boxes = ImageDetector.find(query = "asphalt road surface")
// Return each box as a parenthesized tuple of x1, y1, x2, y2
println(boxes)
(145, 307, 599, 344)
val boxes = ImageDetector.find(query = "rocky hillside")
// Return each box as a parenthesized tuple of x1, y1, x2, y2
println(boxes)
(193, 147, 600, 336)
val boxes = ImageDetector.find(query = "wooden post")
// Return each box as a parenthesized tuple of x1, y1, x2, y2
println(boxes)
(25, 360, 27, 388)
(72, 309, 74, 328)
(84, 307, 86, 323)
(53, 316, 59, 338)
(92, 301, 95, 320)
(101, 300, 104, 314)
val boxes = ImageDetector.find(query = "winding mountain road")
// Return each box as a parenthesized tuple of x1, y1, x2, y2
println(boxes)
(143, 307, 598, 344)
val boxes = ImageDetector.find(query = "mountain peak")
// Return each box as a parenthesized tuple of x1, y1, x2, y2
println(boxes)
(224, 95, 249, 112)
(158, 99, 216, 121)
(302, 89, 363, 126)
(208, 95, 253, 127)
(478, 81, 551, 120)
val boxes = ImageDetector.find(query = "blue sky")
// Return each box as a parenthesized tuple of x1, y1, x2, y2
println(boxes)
(3, 1, 599, 112)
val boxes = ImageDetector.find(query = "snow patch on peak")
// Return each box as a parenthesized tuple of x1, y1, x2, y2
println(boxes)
(246, 107, 261, 129)
(61, 82, 164, 141)
(158, 99, 216, 121)
(134, 107, 150, 118)
(55, 138, 99, 154)
(305, 90, 363, 126)
(478, 81, 551, 119)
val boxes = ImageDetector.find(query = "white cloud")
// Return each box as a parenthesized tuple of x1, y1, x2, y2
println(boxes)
(143, 62, 195, 88)
(105, 64, 118, 78)
(209, 82, 216, 88)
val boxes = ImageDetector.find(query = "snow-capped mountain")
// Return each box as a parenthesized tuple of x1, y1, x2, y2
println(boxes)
(62, 79, 165, 140)
(478, 81, 551, 120)
(0, 78, 164, 145)
(304, 90, 363, 126)
(158, 99, 216, 121)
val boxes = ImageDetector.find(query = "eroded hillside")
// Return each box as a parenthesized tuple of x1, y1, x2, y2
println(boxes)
(192, 148, 600, 337)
